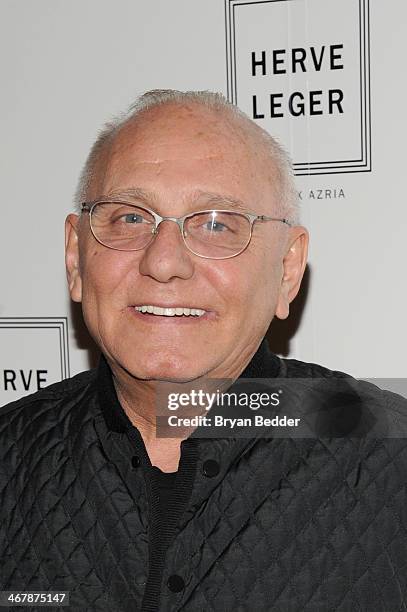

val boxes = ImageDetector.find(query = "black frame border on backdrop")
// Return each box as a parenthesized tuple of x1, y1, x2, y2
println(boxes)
(0, 317, 70, 381)
(225, 0, 371, 175)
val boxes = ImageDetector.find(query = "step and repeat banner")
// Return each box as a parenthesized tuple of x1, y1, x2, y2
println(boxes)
(1, 0, 406, 404)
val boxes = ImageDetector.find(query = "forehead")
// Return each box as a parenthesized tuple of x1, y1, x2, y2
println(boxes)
(113, 103, 252, 155)
(97, 103, 276, 209)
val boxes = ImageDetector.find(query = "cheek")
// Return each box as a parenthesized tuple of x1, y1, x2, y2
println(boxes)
(228, 251, 282, 318)
(205, 251, 277, 312)
(80, 247, 135, 304)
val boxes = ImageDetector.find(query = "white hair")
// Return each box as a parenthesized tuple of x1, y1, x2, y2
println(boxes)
(74, 89, 300, 224)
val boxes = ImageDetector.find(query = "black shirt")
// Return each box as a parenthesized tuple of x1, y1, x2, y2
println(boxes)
(150, 465, 178, 509)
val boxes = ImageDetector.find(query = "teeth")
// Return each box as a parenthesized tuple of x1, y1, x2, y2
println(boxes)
(135, 305, 206, 317)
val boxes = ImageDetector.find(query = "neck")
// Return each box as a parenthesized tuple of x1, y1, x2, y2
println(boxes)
(110, 371, 183, 471)
(104, 338, 273, 469)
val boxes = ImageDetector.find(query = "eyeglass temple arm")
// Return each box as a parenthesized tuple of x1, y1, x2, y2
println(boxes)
(255, 215, 292, 226)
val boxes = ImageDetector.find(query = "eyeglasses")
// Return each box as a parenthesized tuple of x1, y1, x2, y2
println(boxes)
(81, 200, 291, 260)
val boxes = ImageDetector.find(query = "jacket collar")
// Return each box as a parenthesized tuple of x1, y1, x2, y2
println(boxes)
(97, 338, 281, 434)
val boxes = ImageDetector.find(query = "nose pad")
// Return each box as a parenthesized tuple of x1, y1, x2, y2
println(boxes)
(154, 219, 184, 237)
(148, 219, 186, 250)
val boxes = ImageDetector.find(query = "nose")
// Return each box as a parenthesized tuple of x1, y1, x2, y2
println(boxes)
(138, 219, 195, 282)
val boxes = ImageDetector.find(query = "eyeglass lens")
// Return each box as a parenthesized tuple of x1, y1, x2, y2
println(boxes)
(90, 202, 251, 258)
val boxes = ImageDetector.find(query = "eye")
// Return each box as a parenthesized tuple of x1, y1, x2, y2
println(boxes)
(121, 213, 146, 224)
(202, 219, 229, 232)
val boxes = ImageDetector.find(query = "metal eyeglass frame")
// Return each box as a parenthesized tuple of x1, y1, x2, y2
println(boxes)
(81, 200, 292, 260)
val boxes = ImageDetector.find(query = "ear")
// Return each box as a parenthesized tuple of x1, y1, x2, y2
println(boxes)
(275, 226, 309, 320)
(65, 214, 83, 303)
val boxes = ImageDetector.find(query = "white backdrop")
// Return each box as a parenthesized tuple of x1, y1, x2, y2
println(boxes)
(1, 0, 406, 404)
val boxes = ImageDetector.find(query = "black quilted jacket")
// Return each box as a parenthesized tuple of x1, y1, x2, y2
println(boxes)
(1, 340, 407, 611)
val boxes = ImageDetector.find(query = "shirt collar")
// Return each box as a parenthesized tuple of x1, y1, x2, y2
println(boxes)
(97, 338, 281, 433)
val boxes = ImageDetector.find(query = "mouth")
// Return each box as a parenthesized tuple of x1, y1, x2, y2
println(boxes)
(130, 304, 215, 324)
(134, 305, 206, 317)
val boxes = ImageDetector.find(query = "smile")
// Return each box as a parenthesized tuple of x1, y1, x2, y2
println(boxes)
(134, 305, 206, 317)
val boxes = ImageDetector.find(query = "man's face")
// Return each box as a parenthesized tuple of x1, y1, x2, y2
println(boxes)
(66, 103, 306, 381)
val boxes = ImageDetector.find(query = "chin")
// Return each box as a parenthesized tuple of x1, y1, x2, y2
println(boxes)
(121, 351, 211, 383)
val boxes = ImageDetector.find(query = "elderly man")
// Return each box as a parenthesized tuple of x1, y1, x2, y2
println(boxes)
(1, 90, 407, 612)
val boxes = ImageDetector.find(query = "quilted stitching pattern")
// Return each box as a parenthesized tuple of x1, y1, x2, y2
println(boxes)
(0, 375, 149, 610)
(1, 365, 407, 611)
(166, 437, 407, 611)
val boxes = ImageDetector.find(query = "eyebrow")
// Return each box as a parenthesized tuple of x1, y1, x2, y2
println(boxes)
(100, 187, 250, 213)
(103, 187, 157, 205)
(196, 191, 250, 212)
